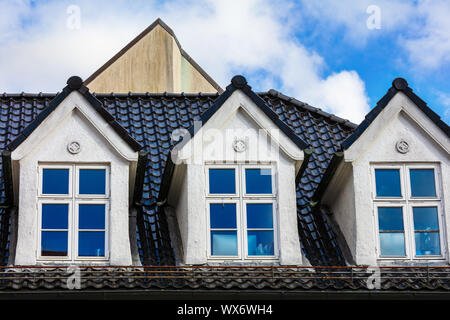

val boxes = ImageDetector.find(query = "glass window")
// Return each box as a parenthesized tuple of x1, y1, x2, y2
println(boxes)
(79, 204, 105, 229)
(42, 203, 68, 229)
(79, 169, 106, 195)
(373, 164, 443, 260)
(206, 165, 278, 260)
(210, 203, 237, 256)
(42, 169, 69, 194)
(209, 169, 236, 194)
(78, 232, 105, 257)
(211, 231, 238, 256)
(39, 165, 109, 261)
(413, 207, 440, 256)
(41, 203, 69, 257)
(375, 169, 401, 197)
(410, 169, 436, 197)
(246, 203, 273, 229)
(41, 231, 68, 257)
(245, 169, 272, 194)
(378, 207, 405, 256)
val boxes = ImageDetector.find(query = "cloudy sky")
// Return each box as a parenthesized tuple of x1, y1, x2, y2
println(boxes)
(0, 0, 449, 124)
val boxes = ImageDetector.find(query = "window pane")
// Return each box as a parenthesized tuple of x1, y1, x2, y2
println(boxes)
(413, 207, 439, 231)
(410, 169, 436, 197)
(41, 231, 68, 256)
(378, 207, 404, 231)
(42, 203, 68, 229)
(209, 169, 235, 194)
(79, 204, 105, 229)
(210, 203, 236, 229)
(379, 233, 405, 256)
(375, 169, 401, 197)
(42, 169, 69, 194)
(246, 203, 273, 228)
(415, 232, 441, 256)
(79, 169, 106, 195)
(78, 231, 105, 256)
(245, 169, 272, 194)
(247, 231, 274, 256)
(211, 231, 237, 256)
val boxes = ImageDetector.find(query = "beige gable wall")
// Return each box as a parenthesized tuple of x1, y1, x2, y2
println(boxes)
(86, 23, 220, 93)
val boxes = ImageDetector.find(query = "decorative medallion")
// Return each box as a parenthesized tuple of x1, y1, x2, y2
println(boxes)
(396, 139, 409, 154)
(67, 141, 81, 154)
(232, 139, 247, 153)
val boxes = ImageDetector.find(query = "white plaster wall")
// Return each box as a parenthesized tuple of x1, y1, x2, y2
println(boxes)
(324, 92, 450, 266)
(322, 163, 356, 259)
(169, 90, 303, 265)
(12, 92, 137, 266)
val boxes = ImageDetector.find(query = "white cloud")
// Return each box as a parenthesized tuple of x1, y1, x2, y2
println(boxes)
(296, 0, 450, 71)
(0, 0, 371, 122)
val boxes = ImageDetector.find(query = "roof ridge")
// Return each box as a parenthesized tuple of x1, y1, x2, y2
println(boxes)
(264, 89, 358, 129)
(92, 92, 221, 98)
(83, 18, 223, 93)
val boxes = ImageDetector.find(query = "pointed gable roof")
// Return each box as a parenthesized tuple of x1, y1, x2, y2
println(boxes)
(84, 18, 222, 94)
(6, 76, 143, 152)
(342, 77, 450, 150)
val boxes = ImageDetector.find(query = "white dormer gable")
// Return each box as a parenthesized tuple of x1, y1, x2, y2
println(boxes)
(166, 79, 306, 266)
(10, 88, 140, 266)
(321, 80, 450, 266)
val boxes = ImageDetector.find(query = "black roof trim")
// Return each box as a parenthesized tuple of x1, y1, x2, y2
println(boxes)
(6, 76, 143, 152)
(1, 151, 13, 207)
(132, 151, 149, 205)
(84, 18, 223, 93)
(311, 151, 344, 204)
(158, 76, 310, 203)
(266, 89, 358, 129)
(177, 75, 309, 152)
(342, 78, 450, 150)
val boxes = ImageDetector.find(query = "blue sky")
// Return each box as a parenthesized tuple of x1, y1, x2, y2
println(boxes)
(0, 0, 449, 124)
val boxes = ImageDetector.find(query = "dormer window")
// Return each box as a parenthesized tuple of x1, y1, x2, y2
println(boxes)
(38, 164, 109, 261)
(372, 164, 445, 260)
(206, 164, 277, 260)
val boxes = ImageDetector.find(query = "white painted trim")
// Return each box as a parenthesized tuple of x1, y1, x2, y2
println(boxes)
(205, 163, 279, 262)
(372, 163, 447, 262)
(344, 93, 450, 162)
(38, 165, 73, 198)
(205, 164, 239, 197)
(176, 90, 304, 165)
(11, 91, 139, 162)
(36, 164, 111, 262)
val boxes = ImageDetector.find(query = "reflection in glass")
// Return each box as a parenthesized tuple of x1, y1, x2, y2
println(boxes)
(379, 233, 406, 256)
(42, 169, 69, 194)
(42, 204, 68, 229)
(247, 231, 274, 255)
(415, 232, 440, 256)
(79, 204, 105, 229)
(210, 203, 236, 229)
(410, 169, 436, 197)
(41, 231, 68, 256)
(79, 169, 106, 195)
(246, 203, 273, 228)
(378, 207, 404, 231)
(209, 169, 235, 194)
(78, 231, 105, 256)
(211, 231, 237, 256)
(375, 169, 401, 197)
(245, 169, 272, 194)
(413, 207, 440, 256)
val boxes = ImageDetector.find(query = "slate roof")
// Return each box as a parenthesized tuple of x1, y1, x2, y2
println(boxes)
(1, 266, 450, 294)
(0, 76, 356, 267)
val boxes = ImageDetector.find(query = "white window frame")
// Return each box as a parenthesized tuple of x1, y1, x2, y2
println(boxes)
(37, 163, 110, 262)
(205, 163, 279, 262)
(371, 163, 446, 261)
